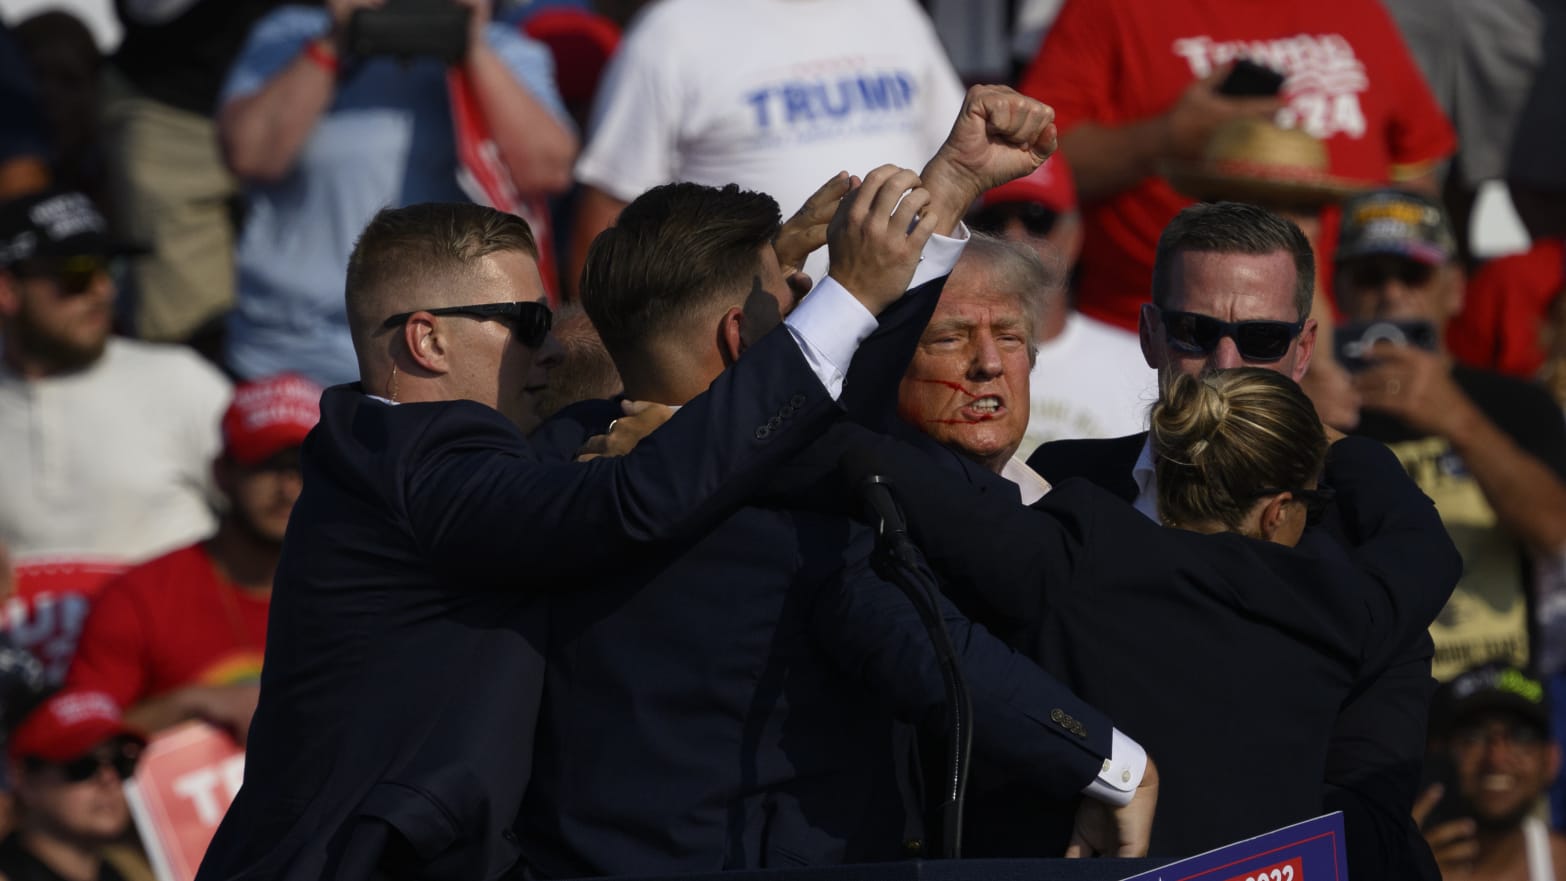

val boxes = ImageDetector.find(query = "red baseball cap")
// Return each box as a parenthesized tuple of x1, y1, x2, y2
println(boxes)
(9, 690, 143, 763)
(222, 373, 322, 467)
(978, 154, 1077, 214)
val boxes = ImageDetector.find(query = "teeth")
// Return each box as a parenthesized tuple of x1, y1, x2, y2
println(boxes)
(1482, 774, 1516, 791)
(970, 397, 1001, 413)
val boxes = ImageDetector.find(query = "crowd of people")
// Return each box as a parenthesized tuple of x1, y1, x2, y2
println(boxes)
(0, 0, 1564, 880)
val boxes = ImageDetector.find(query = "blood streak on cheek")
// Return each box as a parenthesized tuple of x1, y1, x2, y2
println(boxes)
(916, 379, 979, 398)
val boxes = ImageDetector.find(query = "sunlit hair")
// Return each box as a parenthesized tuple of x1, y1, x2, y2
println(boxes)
(1152, 202, 1315, 321)
(344, 202, 538, 359)
(1150, 368, 1326, 531)
(581, 182, 781, 360)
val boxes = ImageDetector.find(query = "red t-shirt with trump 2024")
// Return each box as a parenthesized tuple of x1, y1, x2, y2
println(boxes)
(1021, 0, 1457, 332)
(64, 543, 269, 710)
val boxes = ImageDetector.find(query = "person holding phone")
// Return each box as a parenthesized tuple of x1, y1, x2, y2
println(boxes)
(1015, 0, 1455, 335)
(1415, 663, 1566, 880)
(1334, 189, 1566, 685)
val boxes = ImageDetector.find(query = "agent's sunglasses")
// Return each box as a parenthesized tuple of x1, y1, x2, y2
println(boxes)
(1160, 309, 1306, 363)
(12, 255, 110, 295)
(29, 741, 141, 783)
(381, 301, 552, 348)
(1254, 484, 1336, 525)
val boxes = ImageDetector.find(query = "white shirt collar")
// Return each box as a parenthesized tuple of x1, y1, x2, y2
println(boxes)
(1001, 455, 1053, 506)
(1131, 435, 1160, 522)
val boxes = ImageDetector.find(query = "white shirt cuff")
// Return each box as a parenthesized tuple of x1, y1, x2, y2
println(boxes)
(908, 222, 970, 290)
(783, 279, 877, 400)
(784, 224, 970, 400)
(1081, 728, 1147, 807)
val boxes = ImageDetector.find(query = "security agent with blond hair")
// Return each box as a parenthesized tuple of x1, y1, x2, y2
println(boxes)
(195, 188, 944, 881)
(836, 367, 1458, 858)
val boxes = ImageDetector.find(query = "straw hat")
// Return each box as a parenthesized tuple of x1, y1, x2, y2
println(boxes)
(1162, 118, 1369, 208)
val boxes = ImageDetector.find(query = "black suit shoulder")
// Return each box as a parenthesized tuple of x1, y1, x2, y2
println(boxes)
(1026, 433, 1146, 502)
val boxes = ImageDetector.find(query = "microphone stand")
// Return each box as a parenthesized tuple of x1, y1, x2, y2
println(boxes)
(860, 475, 973, 860)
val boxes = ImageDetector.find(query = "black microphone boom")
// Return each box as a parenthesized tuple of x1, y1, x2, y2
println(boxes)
(855, 469, 974, 860)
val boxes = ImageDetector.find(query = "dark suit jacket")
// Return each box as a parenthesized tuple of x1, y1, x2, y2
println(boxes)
(519, 501, 1113, 877)
(519, 273, 1118, 876)
(828, 426, 1460, 856)
(194, 327, 841, 881)
(858, 437, 1438, 856)
(1028, 433, 1455, 879)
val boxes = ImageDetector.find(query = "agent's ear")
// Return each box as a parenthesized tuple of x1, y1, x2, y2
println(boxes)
(1293, 317, 1319, 384)
(718, 305, 745, 366)
(402, 313, 450, 375)
(1256, 492, 1293, 543)
(1139, 303, 1164, 370)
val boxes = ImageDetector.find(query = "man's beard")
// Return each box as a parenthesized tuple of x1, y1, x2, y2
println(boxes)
(13, 305, 108, 373)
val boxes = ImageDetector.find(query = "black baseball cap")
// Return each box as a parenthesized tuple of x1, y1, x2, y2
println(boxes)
(0, 190, 144, 269)
(1431, 662, 1551, 737)
(1335, 189, 1456, 266)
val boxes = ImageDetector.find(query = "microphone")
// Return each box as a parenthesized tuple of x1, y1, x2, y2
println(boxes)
(859, 475, 908, 541)
(844, 447, 908, 540)
(843, 446, 971, 859)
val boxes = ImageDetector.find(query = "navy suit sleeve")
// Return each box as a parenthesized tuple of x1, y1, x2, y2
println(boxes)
(811, 532, 1108, 798)
(1323, 645, 1441, 881)
(839, 428, 1080, 635)
(1325, 435, 1461, 645)
(839, 274, 947, 431)
(1312, 436, 1454, 881)
(405, 327, 839, 581)
(527, 398, 623, 463)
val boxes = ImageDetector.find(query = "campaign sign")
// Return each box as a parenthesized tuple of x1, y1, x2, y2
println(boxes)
(123, 721, 246, 881)
(1120, 813, 1348, 881)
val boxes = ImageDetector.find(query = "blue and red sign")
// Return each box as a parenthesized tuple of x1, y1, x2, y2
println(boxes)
(1121, 813, 1348, 881)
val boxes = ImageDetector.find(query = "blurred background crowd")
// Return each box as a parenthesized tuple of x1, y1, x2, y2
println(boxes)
(0, 0, 1564, 879)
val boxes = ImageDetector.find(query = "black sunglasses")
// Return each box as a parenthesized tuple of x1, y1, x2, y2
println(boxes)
(967, 202, 1060, 238)
(1160, 309, 1306, 363)
(381, 301, 552, 348)
(12, 255, 109, 295)
(1339, 255, 1436, 291)
(30, 740, 141, 783)
(1254, 484, 1336, 524)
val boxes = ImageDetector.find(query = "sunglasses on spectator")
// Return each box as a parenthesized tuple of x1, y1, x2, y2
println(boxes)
(28, 740, 141, 783)
(381, 301, 552, 348)
(11, 255, 110, 295)
(967, 203, 1060, 238)
(1253, 484, 1335, 524)
(1160, 309, 1306, 363)
(1339, 255, 1437, 291)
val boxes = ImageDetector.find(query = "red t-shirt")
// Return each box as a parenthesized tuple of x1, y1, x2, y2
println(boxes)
(1449, 238, 1565, 379)
(64, 543, 269, 708)
(1021, 0, 1457, 331)
(1, 557, 127, 686)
